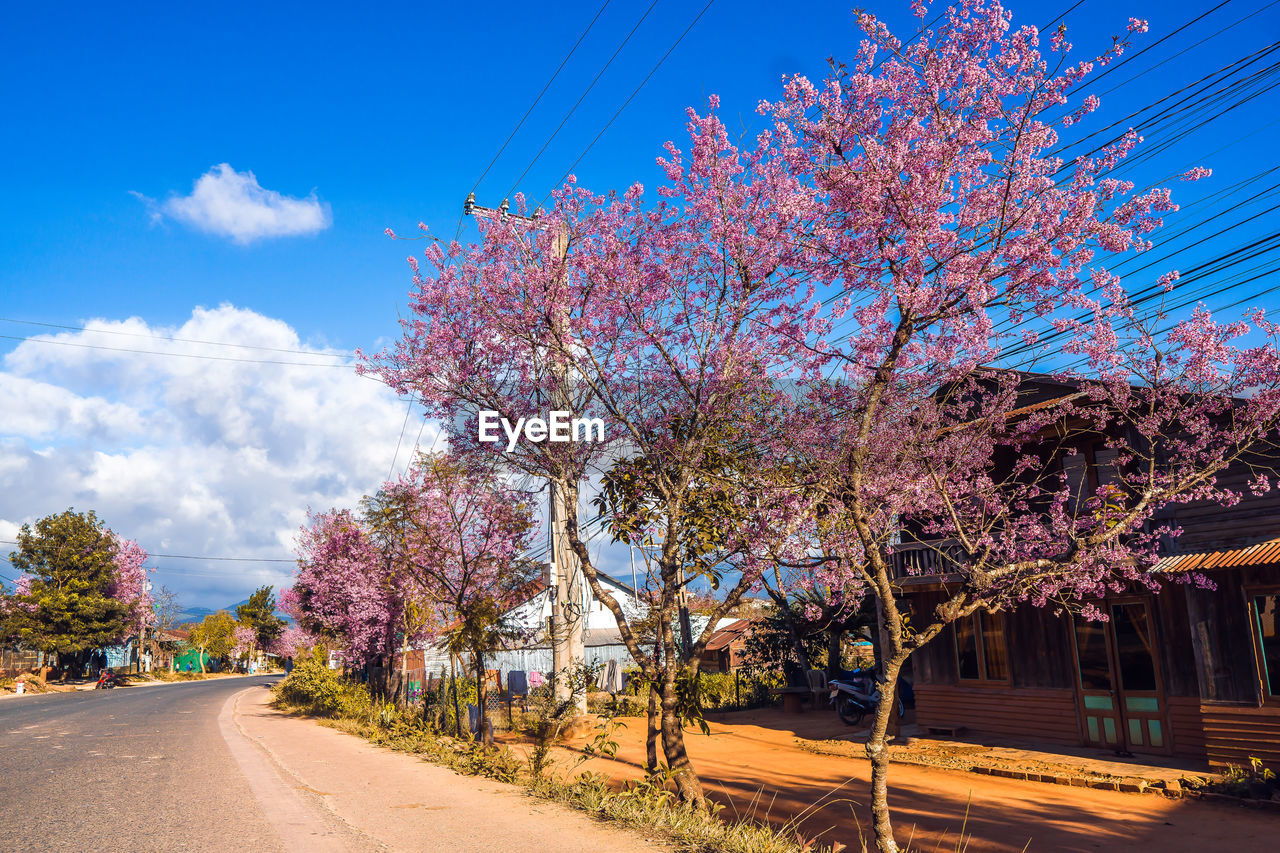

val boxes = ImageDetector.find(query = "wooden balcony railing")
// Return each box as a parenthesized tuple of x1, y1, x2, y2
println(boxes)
(888, 540, 968, 579)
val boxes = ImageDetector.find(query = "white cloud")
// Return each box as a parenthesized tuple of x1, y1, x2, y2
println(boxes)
(0, 305, 433, 607)
(141, 164, 332, 244)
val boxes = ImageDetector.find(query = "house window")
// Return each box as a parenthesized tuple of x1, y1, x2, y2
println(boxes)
(954, 611, 1009, 682)
(1061, 446, 1122, 514)
(1062, 452, 1089, 512)
(1251, 591, 1280, 700)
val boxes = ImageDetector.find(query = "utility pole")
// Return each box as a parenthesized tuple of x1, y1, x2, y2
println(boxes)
(464, 194, 586, 713)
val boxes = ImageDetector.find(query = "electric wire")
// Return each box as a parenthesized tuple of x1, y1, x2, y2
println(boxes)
(1065, 0, 1236, 97)
(0, 541, 296, 562)
(0, 317, 353, 359)
(0, 333, 360, 369)
(1087, 0, 1280, 102)
(467, 0, 613, 197)
(503, 0, 662, 202)
(816, 18, 1280, 342)
(387, 397, 417, 478)
(538, 0, 717, 209)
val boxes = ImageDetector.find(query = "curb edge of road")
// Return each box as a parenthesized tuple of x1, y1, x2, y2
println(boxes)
(219, 685, 373, 853)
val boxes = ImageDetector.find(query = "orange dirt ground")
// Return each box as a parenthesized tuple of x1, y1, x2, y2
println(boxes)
(541, 709, 1279, 852)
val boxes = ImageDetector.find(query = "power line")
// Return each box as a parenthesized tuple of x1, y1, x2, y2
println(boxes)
(0, 333, 358, 368)
(1089, 0, 1280, 101)
(400, 8, 622, 490)
(0, 540, 296, 563)
(503, 0, 662, 202)
(540, 0, 717, 209)
(1066, 0, 1236, 97)
(817, 11, 1280, 337)
(387, 397, 417, 479)
(0, 317, 354, 358)
(468, 0, 614, 197)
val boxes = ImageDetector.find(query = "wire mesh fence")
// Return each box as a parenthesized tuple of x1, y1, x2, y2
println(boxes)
(367, 663, 787, 738)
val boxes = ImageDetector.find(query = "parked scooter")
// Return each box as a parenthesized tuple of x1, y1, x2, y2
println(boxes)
(828, 667, 905, 726)
(94, 668, 119, 690)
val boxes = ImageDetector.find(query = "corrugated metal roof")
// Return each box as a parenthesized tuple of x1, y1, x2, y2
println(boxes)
(1155, 538, 1280, 573)
(703, 618, 753, 652)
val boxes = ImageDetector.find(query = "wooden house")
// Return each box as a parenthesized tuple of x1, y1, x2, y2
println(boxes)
(899, 380, 1280, 768)
(698, 618, 754, 672)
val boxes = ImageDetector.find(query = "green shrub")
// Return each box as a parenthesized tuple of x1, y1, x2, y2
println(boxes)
(586, 692, 647, 716)
(275, 650, 372, 718)
(697, 670, 783, 711)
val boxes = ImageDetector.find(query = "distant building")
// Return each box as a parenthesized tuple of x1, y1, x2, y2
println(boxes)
(698, 619, 754, 672)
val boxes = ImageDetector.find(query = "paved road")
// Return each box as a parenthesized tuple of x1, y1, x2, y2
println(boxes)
(0, 677, 287, 853)
(0, 679, 669, 853)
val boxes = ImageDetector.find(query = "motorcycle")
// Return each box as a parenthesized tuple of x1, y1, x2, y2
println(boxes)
(828, 668, 905, 727)
(95, 668, 119, 690)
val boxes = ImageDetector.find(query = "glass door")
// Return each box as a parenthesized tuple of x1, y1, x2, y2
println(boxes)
(1109, 601, 1168, 753)
(1072, 600, 1170, 754)
(1073, 617, 1123, 748)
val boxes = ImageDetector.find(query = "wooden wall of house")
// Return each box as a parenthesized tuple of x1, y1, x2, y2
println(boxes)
(914, 684, 1082, 744)
(906, 591, 1077, 691)
(1184, 574, 1262, 704)
(1201, 704, 1280, 767)
(906, 561, 1280, 766)
(1165, 696, 1207, 761)
(1151, 584, 1201, 699)
(905, 589, 954, 685)
(1154, 449, 1280, 553)
(1167, 699, 1280, 767)
(907, 589, 1082, 742)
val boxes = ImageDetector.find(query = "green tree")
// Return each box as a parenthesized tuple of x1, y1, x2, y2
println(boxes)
(236, 585, 285, 652)
(6, 509, 132, 676)
(188, 610, 237, 674)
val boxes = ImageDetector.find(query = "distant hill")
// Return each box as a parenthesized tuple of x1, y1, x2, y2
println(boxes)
(175, 601, 295, 627)
(175, 606, 219, 626)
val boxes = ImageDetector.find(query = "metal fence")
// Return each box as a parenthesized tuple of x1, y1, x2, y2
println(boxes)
(0, 648, 40, 677)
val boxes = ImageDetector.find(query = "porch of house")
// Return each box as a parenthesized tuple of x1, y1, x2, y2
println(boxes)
(703, 703, 1211, 789)
(901, 555, 1280, 771)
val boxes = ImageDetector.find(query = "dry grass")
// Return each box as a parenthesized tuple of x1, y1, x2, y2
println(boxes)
(273, 689, 850, 853)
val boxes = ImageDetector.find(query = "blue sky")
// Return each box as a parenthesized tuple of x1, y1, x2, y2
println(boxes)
(2, 0, 1278, 606)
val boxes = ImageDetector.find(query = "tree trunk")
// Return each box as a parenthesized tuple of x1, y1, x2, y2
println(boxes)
(827, 624, 845, 678)
(474, 647, 488, 745)
(873, 598, 901, 740)
(450, 654, 462, 738)
(865, 657, 904, 853)
(659, 664, 704, 806)
(399, 633, 410, 705)
(766, 586, 811, 674)
(199, 645, 206, 675)
(646, 682, 661, 775)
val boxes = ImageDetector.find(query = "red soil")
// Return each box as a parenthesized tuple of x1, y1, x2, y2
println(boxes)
(559, 711, 1278, 852)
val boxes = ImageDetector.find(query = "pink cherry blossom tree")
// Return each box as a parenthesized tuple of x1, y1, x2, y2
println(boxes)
(377, 453, 538, 741)
(291, 509, 405, 670)
(232, 624, 255, 666)
(107, 535, 154, 643)
(363, 96, 823, 799)
(269, 624, 316, 660)
(758, 2, 1280, 848)
(365, 0, 1280, 828)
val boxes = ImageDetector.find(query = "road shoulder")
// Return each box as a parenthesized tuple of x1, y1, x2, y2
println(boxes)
(226, 685, 670, 853)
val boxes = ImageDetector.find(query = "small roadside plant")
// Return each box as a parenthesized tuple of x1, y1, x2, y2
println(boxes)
(1199, 757, 1278, 799)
